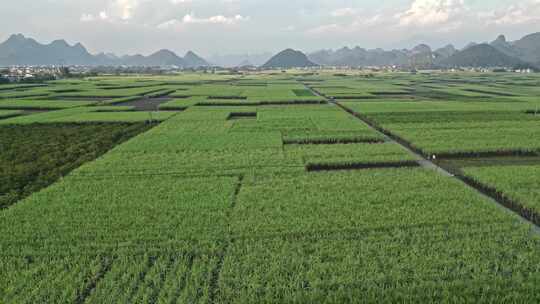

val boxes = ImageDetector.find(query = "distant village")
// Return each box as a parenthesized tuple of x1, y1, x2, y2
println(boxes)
(0, 64, 535, 83)
(0, 66, 68, 83)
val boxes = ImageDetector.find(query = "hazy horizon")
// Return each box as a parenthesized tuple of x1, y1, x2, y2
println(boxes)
(1, 0, 539, 57)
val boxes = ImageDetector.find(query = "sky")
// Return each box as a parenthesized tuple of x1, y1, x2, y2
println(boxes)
(1, 0, 540, 57)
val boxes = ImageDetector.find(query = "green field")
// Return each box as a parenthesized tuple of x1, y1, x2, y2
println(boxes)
(2, 71, 540, 302)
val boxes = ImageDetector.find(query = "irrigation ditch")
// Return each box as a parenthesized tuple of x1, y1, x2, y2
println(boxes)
(283, 138, 385, 145)
(306, 161, 419, 172)
(227, 112, 257, 120)
(303, 82, 540, 234)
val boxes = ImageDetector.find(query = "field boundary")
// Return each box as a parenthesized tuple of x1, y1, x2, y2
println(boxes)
(196, 100, 326, 107)
(227, 112, 257, 120)
(445, 170, 540, 227)
(208, 175, 244, 304)
(283, 138, 384, 145)
(435, 150, 540, 159)
(74, 256, 115, 304)
(306, 161, 419, 172)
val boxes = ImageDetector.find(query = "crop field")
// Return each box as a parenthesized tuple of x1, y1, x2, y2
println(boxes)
(1, 71, 540, 302)
(0, 123, 151, 209)
(0, 99, 99, 109)
(0, 110, 23, 119)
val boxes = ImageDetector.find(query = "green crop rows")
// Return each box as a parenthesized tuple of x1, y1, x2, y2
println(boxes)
(0, 99, 98, 109)
(2, 71, 540, 302)
(0, 110, 23, 119)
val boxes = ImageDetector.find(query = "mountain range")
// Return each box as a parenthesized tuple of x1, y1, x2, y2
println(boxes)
(1, 32, 540, 69)
(262, 49, 317, 68)
(307, 32, 540, 69)
(0, 34, 210, 68)
(207, 53, 273, 68)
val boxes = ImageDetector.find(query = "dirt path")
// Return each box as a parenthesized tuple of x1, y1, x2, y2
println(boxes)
(113, 97, 173, 111)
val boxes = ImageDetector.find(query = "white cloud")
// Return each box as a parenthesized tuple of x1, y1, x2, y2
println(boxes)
(80, 14, 95, 22)
(310, 0, 468, 37)
(283, 25, 296, 32)
(80, 0, 142, 23)
(80, 11, 109, 22)
(48, 0, 540, 55)
(354, 14, 383, 27)
(112, 0, 140, 20)
(157, 13, 248, 29)
(331, 8, 357, 17)
(484, 1, 540, 25)
(397, 0, 466, 27)
(307, 24, 342, 35)
(306, 0, 471, 41)
(157, 19, 180, 29)
(182, 13, 248, 24)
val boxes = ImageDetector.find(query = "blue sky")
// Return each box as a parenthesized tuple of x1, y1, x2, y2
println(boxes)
(1, 0, 539, 56)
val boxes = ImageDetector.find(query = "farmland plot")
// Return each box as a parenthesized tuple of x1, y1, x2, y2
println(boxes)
(463, 165, 540, 224)
(0, 123, 151, 208)
(219, 169, 540, 303)
(3, 72, 540, 303)
(0, 176, 238, 303)
(340, 101, 540, 156)
(0, 99, 98, 109)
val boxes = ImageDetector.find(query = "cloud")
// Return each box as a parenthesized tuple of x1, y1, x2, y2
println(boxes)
(183, 13, 248, 24)
(397, 0, 466, 27)
(27, 0, 540, 56)
(80, 14, 95, 22)
(310, 0, 469, 36)
(157, 13, 249, 29)
(282, 25, 296, 32)
(307, 24, 342, 35)
(307, 13, 388, 36)
(80, 11, 109, 22)
(156, 19, 181, 29)
(112, 0, 141, 20)
(354, 14, 383, 27)
(80, 0, 143, 23)
(331, 8, 357, 17)
(483, 0, 540, 25)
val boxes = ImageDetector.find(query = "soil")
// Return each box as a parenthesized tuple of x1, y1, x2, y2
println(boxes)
(112, 97, 174, 111)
